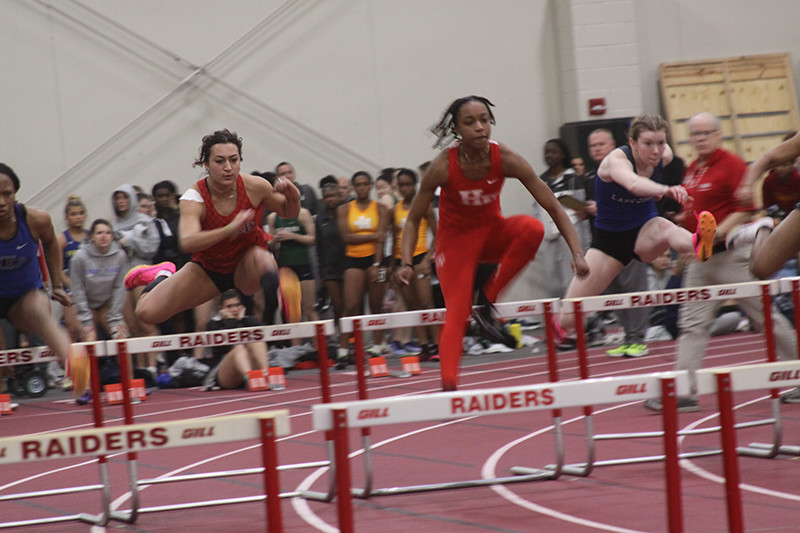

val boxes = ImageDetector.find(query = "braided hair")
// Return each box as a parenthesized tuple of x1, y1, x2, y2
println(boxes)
(430, 96, 496, 149)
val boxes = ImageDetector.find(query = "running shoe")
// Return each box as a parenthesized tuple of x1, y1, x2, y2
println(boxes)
(366, 344, 390, 357)
(389, 341, 406, 356)
(124, 261, 176, 290)
(624, 343, 649, 358)
(75, 391, 92, 406)
(472, 304, 517, 349)
(643, 396, 699, 413)
(725, 217, 774, 250)
(692, 211, 717, 262)
(403, 342, 422, 355)
(606, 344, 630, 358)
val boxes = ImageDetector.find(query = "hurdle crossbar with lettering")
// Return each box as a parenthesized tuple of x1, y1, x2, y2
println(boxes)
(560, 278, 796, 476)
(0, 410, 290, 532)
(313, 372, 689, 533)
(335, 298, 561, 499)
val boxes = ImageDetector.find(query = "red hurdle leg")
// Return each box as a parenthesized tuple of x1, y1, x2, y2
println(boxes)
(261, 418, 283, 533)
(716, 372, 744, 533)
(333, 409, 354, 533)
(661, 377, 683, 533)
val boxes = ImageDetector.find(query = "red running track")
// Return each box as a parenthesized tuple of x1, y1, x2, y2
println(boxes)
(1, 331, 799, 532)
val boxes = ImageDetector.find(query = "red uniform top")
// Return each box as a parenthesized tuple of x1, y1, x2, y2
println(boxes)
(681, 148, 753, 232)
(761, 167, 800, 213)
(438, 141, 505, 231)
(193, 174, 269, 274)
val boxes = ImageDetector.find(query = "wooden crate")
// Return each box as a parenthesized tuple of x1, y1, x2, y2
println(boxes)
(660, 53, 799, 163)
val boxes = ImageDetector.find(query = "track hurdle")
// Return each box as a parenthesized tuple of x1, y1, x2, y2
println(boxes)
(337, 299, 570, 497)
(101, 320, 340, 513)
(557, 279, 793, 473)
(0, 341, 118, 528)
(313, 371, 690, 533)
(0, 410, 290, 532)
(701, 359, 800, 533)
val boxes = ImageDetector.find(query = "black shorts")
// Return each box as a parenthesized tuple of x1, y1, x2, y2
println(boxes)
(0, 289, 41, 321)
(344, 254, 375, 271)
(283, 263, 314, 282)
(412, 252, 427, 266)
(591, 226, 644, 266)
(193, 261, 236, 293)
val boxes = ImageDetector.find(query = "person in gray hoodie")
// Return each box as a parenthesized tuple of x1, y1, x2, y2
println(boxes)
(112, 184, 160, 375)
(69, 219, 128, 341)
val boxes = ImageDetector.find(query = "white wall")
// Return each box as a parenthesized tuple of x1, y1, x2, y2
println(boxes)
(634, 0, 800, 116)
(2, 0, 800, 302)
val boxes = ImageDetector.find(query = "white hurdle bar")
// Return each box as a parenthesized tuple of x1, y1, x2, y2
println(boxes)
(0, 410, 290, 532)
(102, 320, 339, 516)
(313, 371, 690, 533)
(335, 299, 570, 498)
(0, 341, 118, 528)
(556, 278, 797, 474)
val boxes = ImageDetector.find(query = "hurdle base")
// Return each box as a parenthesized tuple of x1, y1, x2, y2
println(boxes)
(510, 466, 557, 477)
(550, 449, 722, 471)
(351, 472, 557, 498)
(0, 514, 83, 530)
(77, 512, 108, 527)
(741, 442, 800, 457)
(297, 489, 335, 502)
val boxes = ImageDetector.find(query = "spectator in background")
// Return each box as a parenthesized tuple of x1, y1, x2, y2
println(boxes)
(572, 156, 586, 181)
(338, 176, 354, 202)
(534, 138, 590, 299)
(57, 195, 87, 342)
(761, 132, 800, 215)
(276, 162, 320, 219)
(152, 181, 194, 355)
(112, 184, 160, 376)
(391, 168, 438, 359)
(338, 171, 391, 362)
(267, 205, 319, 345)
(69, 219, 128, 342)
(316, 178, 347, 358)
(203, 289, 269, 390)
(644, 112, 797, 413)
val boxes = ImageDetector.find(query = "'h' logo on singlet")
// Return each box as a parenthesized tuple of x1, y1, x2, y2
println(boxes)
(459, 189, 500, 206)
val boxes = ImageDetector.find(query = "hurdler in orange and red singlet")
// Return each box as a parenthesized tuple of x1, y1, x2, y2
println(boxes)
(124, 129, 300, 325)
(397, 96, 588, 391)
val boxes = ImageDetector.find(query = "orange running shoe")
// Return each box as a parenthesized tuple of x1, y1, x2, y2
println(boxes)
(692, 211, 716, 262)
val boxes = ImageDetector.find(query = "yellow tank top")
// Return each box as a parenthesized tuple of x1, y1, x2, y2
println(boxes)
(346, 200, 380, 258)
(394, 202, 428, 259)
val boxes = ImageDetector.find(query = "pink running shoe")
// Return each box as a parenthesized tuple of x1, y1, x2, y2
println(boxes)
(124, 261, 176, 290)
(692, 211, 716, 262)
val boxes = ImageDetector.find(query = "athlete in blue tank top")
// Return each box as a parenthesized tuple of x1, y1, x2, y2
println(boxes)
(0, 203, 43, 299)
(0, 163, 73, 371)
(594, 145, 661, 232)
(553, 115, 717, 338)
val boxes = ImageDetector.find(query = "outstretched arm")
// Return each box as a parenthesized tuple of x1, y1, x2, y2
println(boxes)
(600, 148, 687, 204)
(500, 143, 588, 278)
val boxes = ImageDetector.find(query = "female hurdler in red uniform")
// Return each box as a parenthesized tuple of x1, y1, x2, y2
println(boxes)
(125, 129, 300, 324)
(397, 96, 589, 391)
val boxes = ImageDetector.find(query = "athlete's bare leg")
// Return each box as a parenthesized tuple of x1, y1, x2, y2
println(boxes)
(8, 290, 71, 365)
(751, 210, 800, 279)
(634, 216, 695, 263)
(136, 263, 221, 325)
(560, 248, 624, 331)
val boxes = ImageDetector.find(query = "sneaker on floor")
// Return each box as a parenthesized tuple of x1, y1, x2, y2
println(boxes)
(403, 342, 422, 355)
(692, 211, 717, 262)
(725, 217, 774, 250)
(389, 341, 406, 356)
(366, 343, 389, 357)
(75, 391, 92, 406)
(606, 345, 629, 358)
(472, 304, 516, 349)
(644, 396, 699, 413)
(550, 315, 570, 344)
(624, 343, 649, 358)
(124, 261, 176, 290)
(556, 338, 577, 351)
(781, 387, 800, 404)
